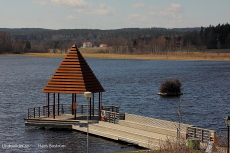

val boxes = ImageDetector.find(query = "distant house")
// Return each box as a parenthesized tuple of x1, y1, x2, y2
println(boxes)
(175, 41, 182, 47)
(99, 44, 107, 47)
(83, 42, 92, 48)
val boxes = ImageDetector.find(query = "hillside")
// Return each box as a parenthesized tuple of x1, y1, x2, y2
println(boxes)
(1, 24, 229, 54)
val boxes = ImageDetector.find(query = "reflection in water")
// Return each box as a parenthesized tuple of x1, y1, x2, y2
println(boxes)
(0, 56, 230, 152)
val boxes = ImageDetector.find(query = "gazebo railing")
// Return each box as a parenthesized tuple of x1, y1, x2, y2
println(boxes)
(40, 104, 120, 117)
(27, 104, 120, 118)
(28, 107, 41, 118)
(43, 104, 72, 116)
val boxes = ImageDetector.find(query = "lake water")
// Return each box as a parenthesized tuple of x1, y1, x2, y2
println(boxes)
(0, 55, 230, 153)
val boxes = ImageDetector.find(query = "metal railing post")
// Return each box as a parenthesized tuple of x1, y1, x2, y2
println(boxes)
(34, 107, 35, 118)
(81, 105, 83, 114)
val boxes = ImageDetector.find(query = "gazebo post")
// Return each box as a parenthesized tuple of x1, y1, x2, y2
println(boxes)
(89, 97, 92, 119)
(92, 93, 94, 116)
(53, 93, 55, 119)
(101, 92, 103, 120)
(98, 92, 101, 121)
(58, 93, 60, 116)
(72, 94, 74, 115)
(48, 93, 50, 117)
(74, 94, 77, 120)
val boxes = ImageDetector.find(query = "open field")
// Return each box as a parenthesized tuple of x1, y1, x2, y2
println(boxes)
(2, 47, 230, 61)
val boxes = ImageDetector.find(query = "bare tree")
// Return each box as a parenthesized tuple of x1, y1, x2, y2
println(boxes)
(0, 31, 12, 53)
(12, 39, 26, 54)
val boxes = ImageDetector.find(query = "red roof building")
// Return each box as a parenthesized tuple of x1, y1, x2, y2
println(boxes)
(83, 42, 92, 48)
(99, 44, 107, 47)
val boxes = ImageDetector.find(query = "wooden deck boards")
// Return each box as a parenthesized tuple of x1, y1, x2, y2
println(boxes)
(24, 113, 215, 150)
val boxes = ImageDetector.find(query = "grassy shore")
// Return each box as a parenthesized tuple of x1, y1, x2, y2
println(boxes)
(82, 52, 230, 61)
(3, 47, 230, 61)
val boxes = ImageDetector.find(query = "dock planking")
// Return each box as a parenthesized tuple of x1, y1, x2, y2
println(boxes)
(24, 113, 216, 150)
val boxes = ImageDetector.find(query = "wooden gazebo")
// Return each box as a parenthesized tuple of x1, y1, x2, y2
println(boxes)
(42, 44, 105, 120)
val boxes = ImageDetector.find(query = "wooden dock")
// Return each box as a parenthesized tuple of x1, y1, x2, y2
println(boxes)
(24, 112, 216, 150)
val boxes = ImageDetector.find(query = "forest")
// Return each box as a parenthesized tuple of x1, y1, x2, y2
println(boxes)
(0, 23, 230, 54)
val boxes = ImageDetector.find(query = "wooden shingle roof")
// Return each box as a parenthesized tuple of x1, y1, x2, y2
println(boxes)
(42, 45, 105, 94)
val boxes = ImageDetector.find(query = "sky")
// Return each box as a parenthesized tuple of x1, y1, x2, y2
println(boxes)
(0, 0, 230, 30)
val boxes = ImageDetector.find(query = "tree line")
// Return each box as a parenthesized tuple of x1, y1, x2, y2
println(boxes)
(0, 23, 229, 54)
(183, 23, 230, 50)
(0, 31, 31, 54)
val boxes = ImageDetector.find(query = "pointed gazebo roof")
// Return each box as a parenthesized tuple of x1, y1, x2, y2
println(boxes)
(42, 45, 105, 94)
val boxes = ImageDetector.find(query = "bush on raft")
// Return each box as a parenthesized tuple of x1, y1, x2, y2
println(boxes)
(158, 79, 182, 96)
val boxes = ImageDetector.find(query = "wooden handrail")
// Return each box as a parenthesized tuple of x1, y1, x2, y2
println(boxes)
(187, 126, 216, 143)
(102, 110, 125, 124)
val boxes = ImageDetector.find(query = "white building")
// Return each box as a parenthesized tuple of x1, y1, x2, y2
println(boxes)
(82, 42, 92, 48)
(99, 44, 107, 47)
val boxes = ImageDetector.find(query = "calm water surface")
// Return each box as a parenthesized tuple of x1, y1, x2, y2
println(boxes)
(0, 56, 230, 153)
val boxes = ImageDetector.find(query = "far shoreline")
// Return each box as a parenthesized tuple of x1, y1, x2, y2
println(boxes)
(2, 51, 230, 61)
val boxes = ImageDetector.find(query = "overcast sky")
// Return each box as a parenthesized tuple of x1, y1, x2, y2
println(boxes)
(0, 0, 229, 30)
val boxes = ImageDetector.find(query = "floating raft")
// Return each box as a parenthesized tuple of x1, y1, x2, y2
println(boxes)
(158, 92, 183, 96)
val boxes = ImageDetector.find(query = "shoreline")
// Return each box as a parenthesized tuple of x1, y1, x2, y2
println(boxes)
(82, 52, 230, 61)
(2, 52, 230, 61)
